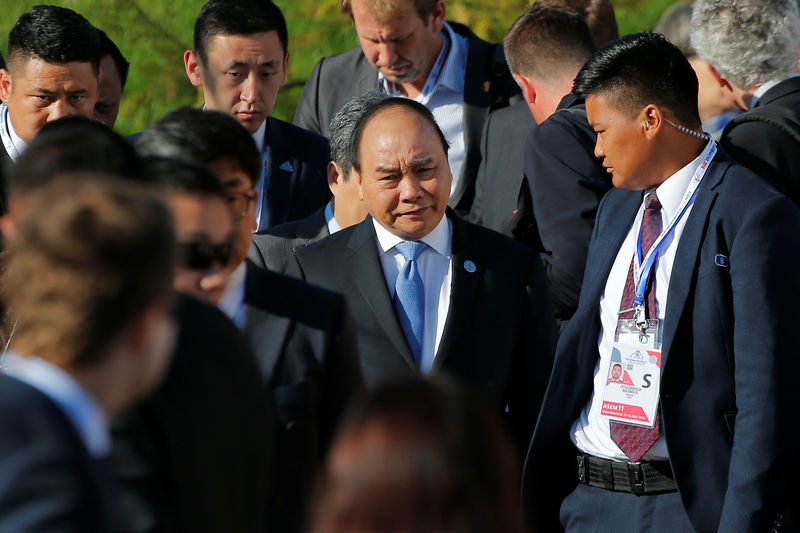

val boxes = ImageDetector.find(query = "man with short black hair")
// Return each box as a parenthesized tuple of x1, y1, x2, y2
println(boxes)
(249, 92, 384, 274)
(95, 30, 129, 128)
(0, 5, 100, 165)
(291, 97, 556, 456)
(184, 0, 330, 230)
(294, 0, 520, 215)
(137, 107, 363, 533)
(0, 174, 176, 532)
(523, 32, 800, 533)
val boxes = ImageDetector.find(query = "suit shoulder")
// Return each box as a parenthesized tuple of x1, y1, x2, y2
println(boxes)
(254, 217, 306, 240)
(313, 46, 372, 78)
(456, 217, 537, 263)
(247, 262, 345, 319)
(0, 376, 75, 447)
(269, 117, 329, 150)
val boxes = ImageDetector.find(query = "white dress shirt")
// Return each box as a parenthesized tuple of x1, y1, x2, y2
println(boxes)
(0, 103, 27, 161)
(570, 140, 716, 461)
(373, 215, 452, 373)
(1, 351, 110, 458)
(219, 261, 247, 328)
(379, 22, 468, 194)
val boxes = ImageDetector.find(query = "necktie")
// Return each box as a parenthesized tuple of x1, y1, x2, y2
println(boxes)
(611, 191, 662, 462)
(393, 241, 427, 366)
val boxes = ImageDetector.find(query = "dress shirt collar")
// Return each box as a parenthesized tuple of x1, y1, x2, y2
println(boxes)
(251, 118, 267, 153)
(2, 103, 27, 158)
(750, 73, 800, 108)
(1, 351, 110, 457)
(372, 212, 452, 258)
(219, 261, 247, 326)
(378, 22, 465, 98)
(651, 139, 716, 221)
(324, 200, 342, 234)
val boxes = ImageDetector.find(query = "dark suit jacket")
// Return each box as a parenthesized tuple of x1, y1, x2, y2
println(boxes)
(290, 211, 556, 454)
(0, 375, 123, 533)
(469, 100, 536, 238)
(111, 295, 274, 533)
(259, 116, 331, 229)
(523, 94, 612, 320)
(522, 151, 800, 533)
(720, 76, 800, 206)
(1, 143, 11, 215)
(248, 205, 329, 274)
(293, 22, 519, 214)
(241, 259, 363, 533)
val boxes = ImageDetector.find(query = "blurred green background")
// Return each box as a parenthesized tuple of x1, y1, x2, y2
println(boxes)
(0, 0, 676, 135)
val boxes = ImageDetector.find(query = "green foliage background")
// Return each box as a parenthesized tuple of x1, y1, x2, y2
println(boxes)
(0, 0, 676, 135)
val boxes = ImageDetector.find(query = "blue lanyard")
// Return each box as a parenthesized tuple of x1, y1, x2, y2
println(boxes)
(632, 141, 717, 312)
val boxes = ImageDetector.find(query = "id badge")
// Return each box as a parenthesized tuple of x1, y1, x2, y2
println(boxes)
(600, 319, 662, 428)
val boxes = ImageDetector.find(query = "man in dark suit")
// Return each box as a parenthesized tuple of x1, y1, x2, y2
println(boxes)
(291, 97, 556, 454)
(139, 118, 364, 533)
(294, 0, 519, 215)
(0, 175, 176, 533)
(691, 0, 800, 205)
(504, 6, 613, 322)
(0, 5, 102, 211)
(469, 0, 618, 243)
(184, 0, 330, 230)
(523, 33, 800, 533)
(249, 92, 384, 274)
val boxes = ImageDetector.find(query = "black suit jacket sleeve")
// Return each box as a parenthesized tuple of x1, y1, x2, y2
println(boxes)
(524, 99, 611, 320)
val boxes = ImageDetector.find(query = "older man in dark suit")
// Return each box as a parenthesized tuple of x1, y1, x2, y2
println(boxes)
(523, 33, 800, 533)
(294, 0, 519, 216)
(691, 0, 800, 206)
(290, 97, 556, 455)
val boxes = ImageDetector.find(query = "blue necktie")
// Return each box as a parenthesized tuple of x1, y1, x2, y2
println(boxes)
(393, 241, 427, 366)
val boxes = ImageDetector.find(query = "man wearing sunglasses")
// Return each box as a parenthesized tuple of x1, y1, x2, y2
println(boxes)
(136, 107, 364, 533)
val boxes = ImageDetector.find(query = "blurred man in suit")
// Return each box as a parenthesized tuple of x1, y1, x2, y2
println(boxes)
(5, 117, 275, 533)
(0, 6, 100, 165)
(691, 0, 800, 205)
(504, 6, 612, 322)
(95, 30, 129, 129)
(470, 0, 618, 240)
(0, 175, 176, 533)
(138, 112, 364, 533)
(249, 92, 385, 274)
(523, 32, 800, 533)
(184, 0, 330, 230)
(294, 0, 520, 216)
(291, 97, 556, 455)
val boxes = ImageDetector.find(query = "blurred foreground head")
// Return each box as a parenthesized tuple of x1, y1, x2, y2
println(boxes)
(311, 377, 526, 533)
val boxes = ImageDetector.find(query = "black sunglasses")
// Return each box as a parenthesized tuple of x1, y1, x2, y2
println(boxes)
(176, 240, 234, 271)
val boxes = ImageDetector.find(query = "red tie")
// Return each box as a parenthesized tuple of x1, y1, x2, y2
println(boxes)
(610, 192, 662, 462)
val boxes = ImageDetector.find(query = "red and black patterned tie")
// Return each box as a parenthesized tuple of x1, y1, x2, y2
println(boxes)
(610, 191, 662, 462)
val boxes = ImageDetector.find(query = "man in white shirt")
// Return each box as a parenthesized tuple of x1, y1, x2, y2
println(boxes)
(0, 175, 176, 532)
(523, 32, 800, 533)
(291, 97, 557, 456)
(691, 0, 800, 205)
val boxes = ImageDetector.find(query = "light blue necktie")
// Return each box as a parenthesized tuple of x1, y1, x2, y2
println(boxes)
(393, 241, 427, 366)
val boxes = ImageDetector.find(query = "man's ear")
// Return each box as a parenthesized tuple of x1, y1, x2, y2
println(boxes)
(428, 1, 446, 34)
(327, 161, 342, 194)
(184, 50, 203, 87)
(640, 104, 662, 139)
(0, 69, 13, 102)
(706, 63, 730, 90)
(514, 73, 536, 105)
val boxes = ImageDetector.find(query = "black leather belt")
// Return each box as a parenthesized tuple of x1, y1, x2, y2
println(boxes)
(576, 453, 677, 495)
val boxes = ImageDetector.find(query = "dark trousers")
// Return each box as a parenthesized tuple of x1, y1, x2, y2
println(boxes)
(560, 483, 694, 533)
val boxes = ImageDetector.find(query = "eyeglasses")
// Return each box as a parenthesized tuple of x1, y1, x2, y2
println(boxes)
(226, 189, 258, 220)
(175, 240, 234, 271)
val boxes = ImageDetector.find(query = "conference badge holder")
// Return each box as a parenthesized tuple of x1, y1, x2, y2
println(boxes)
(600, 315, 662, 428)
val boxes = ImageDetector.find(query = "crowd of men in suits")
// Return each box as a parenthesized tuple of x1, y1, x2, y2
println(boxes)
(0, 0, 799, 532)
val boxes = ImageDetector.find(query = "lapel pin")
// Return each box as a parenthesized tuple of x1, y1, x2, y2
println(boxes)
(279, 160, 294, 172)
(482, 80, 491, 93)
(464, 260, 476, 273)
(714, 254, 729, 267)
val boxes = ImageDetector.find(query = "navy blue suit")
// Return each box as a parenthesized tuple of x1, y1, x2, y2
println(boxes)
(523, 150, 800, 533)
(0, 375, 124, 533)
(258, 117, 331, 229)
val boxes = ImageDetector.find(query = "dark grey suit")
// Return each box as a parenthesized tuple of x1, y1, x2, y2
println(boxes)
(293, 22, 520, 214)
(248, 205, 328, 274)
(290, 211, 557, 454)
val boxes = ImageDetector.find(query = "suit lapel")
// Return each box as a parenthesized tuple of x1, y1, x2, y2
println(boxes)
(263, 117, 296, 227)
(347, 219, 418, 369)
(660, 159, 726, 366)
(432, 214, 480, 370)
(240, 261, 291, 383)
